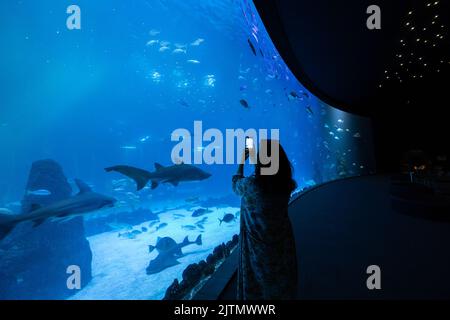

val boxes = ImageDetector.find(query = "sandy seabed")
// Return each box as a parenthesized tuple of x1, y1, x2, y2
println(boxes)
(70, 206, 239, 300)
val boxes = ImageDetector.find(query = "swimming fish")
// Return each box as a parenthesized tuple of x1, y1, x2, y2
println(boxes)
(191, 208, 212, 217)
(0, 180, 116, 240)
(26, 189, 52, 196)
(239, 99, 250, 109)
(146, 235, 203, 275)
(156, 222, 168, 230)
(287, 91, 300, 101)
(219, 213, 236, 225)
(190, 38, 204, 46)
(196, 224, 205, 230)
(105, 163, 211, 191)
(172, 48, 186, 54)
(239, 67, 250, 74)
(196, 217, 208, 224)
(182, 225, 197, 231)
(149, 29, 160, 36)
(0, 208, 14, 215)
(187, 59, 200, 64)
(148, 235, 202, 255)
(178, 99, 189, 107)
(247, 38, 257, 56)
(118, 229, 142, 239)
(149, 220, 160, 228)
(306, 105, 314, 115)
(185, 196, 200, 203)
(146, 40, 159, 46)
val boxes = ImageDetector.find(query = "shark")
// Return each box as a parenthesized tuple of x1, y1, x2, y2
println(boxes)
(148, 235, 202, 256)
(146, 235, 203, 275)
(104, 163, 211, 191)
(0, 179, 116, 240)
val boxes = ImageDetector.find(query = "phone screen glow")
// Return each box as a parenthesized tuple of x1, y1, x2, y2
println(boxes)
(246, 137, 254, 149)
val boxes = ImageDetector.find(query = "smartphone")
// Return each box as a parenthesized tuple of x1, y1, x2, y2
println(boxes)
(245, 137, 254, 149)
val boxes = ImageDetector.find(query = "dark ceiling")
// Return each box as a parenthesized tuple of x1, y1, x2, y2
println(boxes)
(254, 0, 449, 172)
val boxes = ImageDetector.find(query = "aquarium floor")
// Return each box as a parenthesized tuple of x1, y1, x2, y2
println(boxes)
(70, 206, 239, 300)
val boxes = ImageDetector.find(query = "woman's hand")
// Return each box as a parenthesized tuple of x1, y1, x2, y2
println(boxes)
(240, 147, 250, 163)
(237, 147, 249, 176)
(244, 147, 250, 161)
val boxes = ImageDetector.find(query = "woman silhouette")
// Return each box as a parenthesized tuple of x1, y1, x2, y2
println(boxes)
(232, 139, 298, 300)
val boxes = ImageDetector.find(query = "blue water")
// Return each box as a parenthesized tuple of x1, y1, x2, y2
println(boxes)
(0, 0, 375, 299)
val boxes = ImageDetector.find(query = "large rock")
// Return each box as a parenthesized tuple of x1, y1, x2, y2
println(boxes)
(0, 159, 92, 299)
(21, 159, 72, 214)
(0, 217, 92, 299)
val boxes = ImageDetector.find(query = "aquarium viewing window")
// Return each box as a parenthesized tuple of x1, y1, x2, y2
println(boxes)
(0, 0, 375, 299)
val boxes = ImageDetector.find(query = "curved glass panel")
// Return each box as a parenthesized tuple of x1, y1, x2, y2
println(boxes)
(0, 0, 374, 299)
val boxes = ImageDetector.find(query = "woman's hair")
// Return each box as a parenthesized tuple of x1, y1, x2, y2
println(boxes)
(254, 139, 297, 195)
